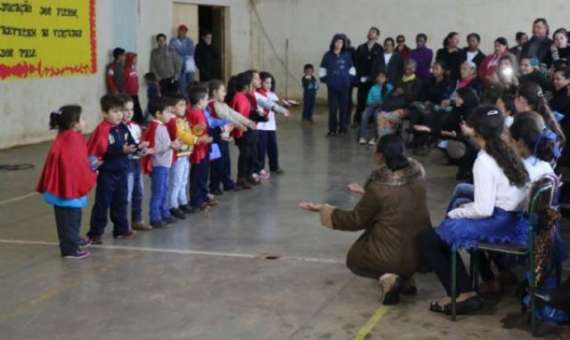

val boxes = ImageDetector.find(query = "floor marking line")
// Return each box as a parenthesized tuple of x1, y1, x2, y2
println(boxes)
(352, 305, 390, 340)
(0, 239, 345, 264)
(0, 192, 38, 206)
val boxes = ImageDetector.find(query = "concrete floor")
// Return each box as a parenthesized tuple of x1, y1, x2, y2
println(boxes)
(0, 109, 569, 339)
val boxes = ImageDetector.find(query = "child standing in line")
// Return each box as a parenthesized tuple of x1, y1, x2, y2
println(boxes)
(358, 71, 393, 145)
(37, 106, 97, 259)
(86, 95, 137, 244)
(255, 72, 290, 178)
(124, 52, 144, 125)
(142, 99, 181, 228)
(207, 79, 254, 194)
(187, 86, 215, 211)
(302, 64, 319, 123)
(168, 95, 208, 218)
(120, 95, 152, 232)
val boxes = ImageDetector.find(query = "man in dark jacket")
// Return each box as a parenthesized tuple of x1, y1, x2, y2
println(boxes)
(521, 18, 553, 64)
(372, 37, 404, 86)
(195, 31, 219, 82)
(354, 27, 384, 126)
(461, 33, 486, 70)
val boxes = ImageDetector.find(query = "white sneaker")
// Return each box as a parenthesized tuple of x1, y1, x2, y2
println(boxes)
(358, 137, 367, 145)
(368, 138, 376, 145)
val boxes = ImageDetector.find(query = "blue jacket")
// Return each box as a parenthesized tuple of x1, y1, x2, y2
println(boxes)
(366, 83, 393, 106)
(319, 51, 355, 90)
(99, 123, 135, 173)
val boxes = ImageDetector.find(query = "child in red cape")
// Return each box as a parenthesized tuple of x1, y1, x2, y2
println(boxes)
(36, 106, 96, 259)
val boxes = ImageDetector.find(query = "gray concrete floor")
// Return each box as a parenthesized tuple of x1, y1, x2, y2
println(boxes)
(0, 108, 569, 339)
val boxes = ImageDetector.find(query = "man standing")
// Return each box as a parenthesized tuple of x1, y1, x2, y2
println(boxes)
(150, 33, 180, 97)
(170, 25, 196, 97)
(195, 31, 219, 82)
(353, 27, 383, 127)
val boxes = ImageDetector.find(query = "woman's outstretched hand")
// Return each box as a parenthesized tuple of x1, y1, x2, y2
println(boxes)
(299, 201, 323, 212)
(347, 183, 365, 194)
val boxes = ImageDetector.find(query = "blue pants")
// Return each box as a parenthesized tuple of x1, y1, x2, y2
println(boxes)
(168, 157, 190, 209)
(54, 206, 82, 256)
(190, 157, 210, 208)
(88, 171, 129, 238)
(150, 166, 171, 224)
(178, 71, 194, 98)
(127, 159, 144, 223)
(359, 105, 378, 140)
(327, 87, 349, 132)
(256, 130, 279, 172)
(303, 93, 316, 121)
(210, 140, 234, 192)
(447, 183, 474, 212)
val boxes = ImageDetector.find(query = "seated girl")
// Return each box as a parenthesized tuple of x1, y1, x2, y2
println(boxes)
(299, 135, 430, 305)
(358, 71, 393, 145)
(419, 105, 530, 315)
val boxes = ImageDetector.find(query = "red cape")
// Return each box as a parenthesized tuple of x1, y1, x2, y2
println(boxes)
(141, 120, 160, 174)
(87, 120, 113, 159)
(187, 107, 209, 164)
(36, 130, 96, 199)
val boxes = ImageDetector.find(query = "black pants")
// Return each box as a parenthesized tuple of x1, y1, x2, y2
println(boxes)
(88, 171, 129, 238)
(302, 93, 316, 121)
(327, 88, 349, 133)
(256, 130, 279, 172)
(355, 82, 373, 124)
(54, 206, 82, 256)
(419, 228, 473, 296)
(236, 131, 256, 179)
(210, 140, 235, 191)
(131, 95, 144, 125)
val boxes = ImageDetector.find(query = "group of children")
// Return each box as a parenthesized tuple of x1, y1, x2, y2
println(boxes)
(37, 69, 293, 259)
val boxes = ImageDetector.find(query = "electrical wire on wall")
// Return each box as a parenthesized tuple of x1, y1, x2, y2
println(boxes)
(249, 0, 301, 96)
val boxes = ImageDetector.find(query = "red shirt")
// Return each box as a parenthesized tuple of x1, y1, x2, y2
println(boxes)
(230, 92, 251, 138)
(186, 107, 209, 164)
(124, 53, 139, 96)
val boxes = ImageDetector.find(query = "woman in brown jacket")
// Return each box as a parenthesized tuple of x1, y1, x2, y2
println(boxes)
(300, 134, 431, 305)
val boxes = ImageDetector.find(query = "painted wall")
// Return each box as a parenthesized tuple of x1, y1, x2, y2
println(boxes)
(0, 0, 251, 149)
(249, 0, 570, 99)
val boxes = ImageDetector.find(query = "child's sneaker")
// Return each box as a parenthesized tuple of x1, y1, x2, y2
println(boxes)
(271, 168, 285, 175)
(179, 204, 195, 214)
(79, 237, 92, 248)
(87, 235, 103, 245)
(114, 230, 136, 240)
(63, 250, 91, 260)
(132, 221, 152, 231)
(170, 208, 186, 220)
(259, 169, 271, 180)
(163, 216, 177, 225)
(368, 138, 377, 146)
(359, 137, 367, 145)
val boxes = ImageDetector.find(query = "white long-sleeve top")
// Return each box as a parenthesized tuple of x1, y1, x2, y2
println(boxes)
(448, 150, 528, 219)
(523, 156, 554, 182)
(255, 91, 287, 131)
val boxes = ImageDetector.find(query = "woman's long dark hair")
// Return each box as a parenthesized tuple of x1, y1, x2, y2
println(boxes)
(510, 112, 556, 162)
(376, 134, 410, 171)
(517, 81, 565, 146)
(468, 105, 529, 187)
(225, 71, 254, 103)
(259, 71, 276, 92)
(329, 33, 347, 52)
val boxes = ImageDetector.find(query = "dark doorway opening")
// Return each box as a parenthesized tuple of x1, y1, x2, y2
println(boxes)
(198, 5, 226, 81)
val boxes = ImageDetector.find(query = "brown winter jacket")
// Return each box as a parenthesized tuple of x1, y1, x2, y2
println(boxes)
(321, 159, 431, 277)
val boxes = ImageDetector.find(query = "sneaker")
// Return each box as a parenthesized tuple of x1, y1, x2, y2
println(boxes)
(63, 250, 91, 259)
(359, 137, 367, 145)
(87, 235, 103, 245)
(270, 168, 284, 175)
(132, 221, 152, 231)
(170, 208, 186, 220)
(259, 169, 271, 180)
(114, 230, 136, 240)
(368, 138, 376, 145)
(247, 176, 261, 186)
(379, 273, 401, 305)
(163, 216, 177, 225)
(235, 178, 252, 190)
(79, 237, 92, 248)
(206, 198, 219, 207)
(179, 205, 194, 214)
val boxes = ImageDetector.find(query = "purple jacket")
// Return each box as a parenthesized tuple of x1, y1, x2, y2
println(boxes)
(410, 47, 433, 80)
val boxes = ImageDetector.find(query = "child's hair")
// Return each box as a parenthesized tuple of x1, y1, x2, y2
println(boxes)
(100, 94, 124, 112)
(225, 72, 254, 103)
(467, 105, 529, 187)
(517, 82, 565, 145)
(144, 72, 158, 83)
(49, 105, 82, 131)
(433, 60, 447, 71)
(376, 134, 410, 171)
(499, 93, 516, 114)
(372, 71, 389, 97)
(510, 112, 557, 162)
(148, 98, 168, 117)
(259, 71, 276, 92)
(112, 47, 125, 60)
(156, 33, 167, 42)
(167, 94, 186, 107)
(304, 64, 314, 71)
(117, 93, 133, 105)
(188, 84, 209, 106)
(404, 59, 417, 70)
(208, 79, 224, 98)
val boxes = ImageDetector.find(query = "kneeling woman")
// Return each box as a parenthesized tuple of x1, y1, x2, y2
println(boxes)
(420, 105, 530, 315)
(300, 135, 430, 305)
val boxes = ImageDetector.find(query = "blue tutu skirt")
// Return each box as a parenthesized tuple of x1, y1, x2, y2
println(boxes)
(436, 208, 529, 250)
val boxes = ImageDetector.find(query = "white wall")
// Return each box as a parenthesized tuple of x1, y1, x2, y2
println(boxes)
(249, 0, 570, 99)
(0, 0, 251, 149)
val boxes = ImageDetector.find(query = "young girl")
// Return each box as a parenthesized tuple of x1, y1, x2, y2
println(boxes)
(419, 105, 530, 315)
(359, 71, 393, 145)
(255, 72, 290, 178)
(36, 106, 97, 259)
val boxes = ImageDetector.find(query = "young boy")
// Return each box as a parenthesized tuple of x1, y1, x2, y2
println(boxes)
(142, 99, 181, 228)
(106, 48, 126, 95)
(168, 95, 208, 218)
(186, 86, 214, 211)
(302, 64, 319, 123)
(87, 94, 137, 244)
(119, 94, 151, 231)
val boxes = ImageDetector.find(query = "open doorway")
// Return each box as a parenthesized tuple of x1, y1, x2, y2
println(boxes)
(198, 5, 226, 81)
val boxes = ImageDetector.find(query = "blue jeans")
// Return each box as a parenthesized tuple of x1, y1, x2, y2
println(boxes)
(150, 166, 171, 224)
(327, 87, 349, 132)
(127, 159, 144, 223)
(168, 157, 190, 209)
(88, 171, 129, 238)
(190, 157, 210, 208)
(359, 105, 378, 140)
(178, 71, 194, 98)
(447, 183, 474, 212)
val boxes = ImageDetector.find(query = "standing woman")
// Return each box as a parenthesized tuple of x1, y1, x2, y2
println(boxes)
(436, 32, 463, 82)
(420, 105, 530, 315)
(320, 33, 356, 136)
(410, 33, 434, 81)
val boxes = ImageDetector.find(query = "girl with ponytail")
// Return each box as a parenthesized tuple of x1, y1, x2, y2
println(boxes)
(420, 105, 531, 315)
